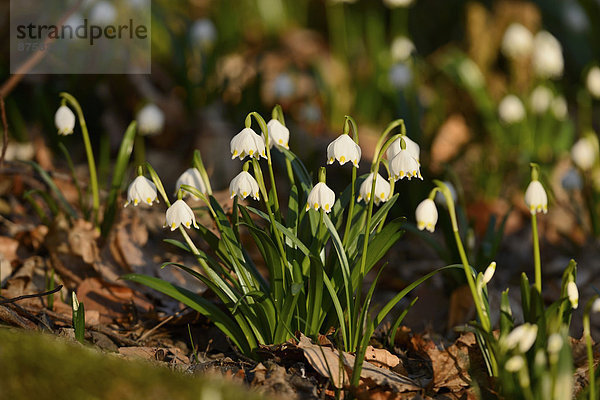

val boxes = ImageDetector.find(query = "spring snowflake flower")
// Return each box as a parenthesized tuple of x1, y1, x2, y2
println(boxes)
(383, 0, 414, 8)
(458, 58, 484, 89)
(498, 95, 525, 124)
(503, 323, 538, 353)
(501, 23, 534, 59)
(229, 171, 260, 200)
(137, 104, 165, 136)
(505, 355, 525, 372)
(571, 137, 597, 170)
(391, 36, 415, 62)
(524, 180, 548, 214)
(55, 105, 76, 135)
(165, 200, 199, 231)
(176, 168, 207, 198)
(230, 128, 266, 160)
(551, 96, 568, 120)
(415, 199, 438, 232)
(567, 280, 579, 309)
(482, 262, 496, 285)
(125, 175, 158, 207)
(306, 182, 335, 213)
(592, 298, 600, 313)
(586, 66, 600, 98)
(547, 334, 563, 354)
(390, 148, 422, 181)
(532, 31, 564, 79)
(357, 173, 391, 205)
(530, 86, 553, 114)
(263, 119, 290, 149)
(386, 135, 420, 163)
(327, 134, 361, 167)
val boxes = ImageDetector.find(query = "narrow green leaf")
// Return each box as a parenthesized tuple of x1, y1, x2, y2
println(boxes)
(24, 161, 78, 219)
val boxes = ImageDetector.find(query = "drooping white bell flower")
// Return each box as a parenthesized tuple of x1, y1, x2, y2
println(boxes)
(263, 119, 290, 149)
(415, 198, 438, 232)
(164, 199, 199, 231)
(137, 104, 165, 136)
(175, 168, 207, 198)
(501, 23, 534, 59)
(230, 128, 266, 160)
(125, 175, 158, 207)
(305, 182, 335, 213)
(592, 298, 600, 313)
(229, 171, 260, 201)
(503, 323, 538, 353)
(482, 262, 496, 285)
(529, 86, 553, 114)
(357, 173, 391, 205)
(524, 180, 548, 214)
(391, 36, 415, 62)
(505, 355, 525, 372)
(532, 31, 564, 79)
(499, 95, 525, 124)
(327, 134, 361, 167)
(386, 135, 420, 163)
(547, 334, 563, 354)
(390, 148, 422, 181)
(586, 66, 600, 99)
(55, 105, 76, 135)
(551, 96, 568, 120)
(567, 280, 579, 309)
(571, 137, 597, 170)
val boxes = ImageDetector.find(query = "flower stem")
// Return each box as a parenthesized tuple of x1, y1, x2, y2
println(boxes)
(532, 212, 542, 293)
(584, 296, 598, 400)
(60, 92, 99, 225)
(342, 166, 356, 247)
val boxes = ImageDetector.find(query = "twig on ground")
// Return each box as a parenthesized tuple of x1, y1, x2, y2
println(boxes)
(0, 285, 63, 305)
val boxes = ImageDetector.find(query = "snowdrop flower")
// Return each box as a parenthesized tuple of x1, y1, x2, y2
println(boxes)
(586, 66, 600, 99)
(55, 105, 76, 135)
(383, 0, 414, 7)
(190, 19, 217, 49)
(482, 262, 496, 285)
(532, 31, 564, 79)
(230, 128, 266, 160)
(137, 104, 165, 136)
(458, 58, 484, 89)
(390, 147, 422, 181)
(571, 137, 596, 170)
(89, 1, 117, 25)
(327, 134, 361, 167)
(551, 96, 568, 120)
(530, 86, 553, 114)
(525, 180, 548, 214)
(415, 198, 438, 232)
(229, 171, 260, 200)
(165, 199, 199, 231)
(501, 23, 534, 59)
(305, 182, 335, 213)
(389, 63, 413, 89)
(391, 36, 415, 62)
(175, 168, 207, 198)
(263, 119, 290, 149)
(503, 323, 538, 353)
(592, 298, 600, 313)
(547, 334, 563, 354)
(386, 135, 420, 163)
(567, 280, 579, 309)
(505, 355, 525, 372)
(125, 175, 158, 207)
(357, 173, 391, 205)
(499, 95, 525, 124)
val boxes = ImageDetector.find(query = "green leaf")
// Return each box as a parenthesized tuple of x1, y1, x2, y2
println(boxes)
(388, 297, 418, 348)
(499, 289, 513, 336)
(24, 161, 78, 219)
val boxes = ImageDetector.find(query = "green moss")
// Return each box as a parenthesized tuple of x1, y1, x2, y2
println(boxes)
(0, 328, 264, 400)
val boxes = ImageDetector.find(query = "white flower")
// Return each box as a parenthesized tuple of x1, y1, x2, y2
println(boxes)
(125, 175, 158, 207)
(530, 86, 553, 114)
(547, 334, 563, 354)
(499, 95, 525, 124)
(524, 180, 548, 214)
(263, 119, 290, 149)
(503, 323, 538, 353)
(72, 292, 79, 312)
(592, 298, 600, 313)
(190, 19, 217, 49)
(532, 31, 564, 79)
(389, 63, 413, 89)
(89, 1, 117, 25)
(586, 66, 600, 99)
(458, 58, 484, 89)
(327, 134, 361, 167)
(305, 182, 335, 213)
(415, 199, 438, 232)
(482, 262, 496, 285)
(390, 148, 422, 181)
(501, 23, 534, 59)
(357, 173, 391, 205)
(505, 355, 525, 372)
(571, 137, 596, 170)
(229, 171, 260, 200)
(55, 105, 76, 135)
(567, 280, 579, 309)
(230, 128, 266, 160)
(137, 104, 165, 136)
(386, 135, 420, 163)
(383, 0, 414, 7)
(391, 36, 415, 62)
(551, 96, 568, 120)
(165, 199, 199, 231)
(176, 168, 207, 198)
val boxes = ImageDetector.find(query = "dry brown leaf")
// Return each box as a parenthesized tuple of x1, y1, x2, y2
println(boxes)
(364, 346, 400, 370)
(447, 285, 475, 332)
(68, 219, 99, 264)
(0, 236, 19, 284)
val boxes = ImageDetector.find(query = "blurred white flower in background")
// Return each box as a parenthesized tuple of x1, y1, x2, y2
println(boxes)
(564, 1, 589, 33)
(551, 96, 568, 120)
(530, 86, 553, 114)
(532, 31, 564, 79)
(571, 137, 597, 170)
(383, 0, 415, 7)
(391, 36, 415, 62)
(458, 58, 484, 89)
(498, 95, 525, 124)
(389, 63, 412, 89)
(586, 66, 600, 98)
(273, 73, 295, 100)
(567, 280, 579, 309)
(137, 104, 165, 136)
(561, 168, 583, 191)
(175, 168, 208, 198)
(3, 142, 35, 162)
(190, 19, 217, 49)
(501, 23, 533, 59)
(89, 1, 117, 25)
(64, 13, 85, 32)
